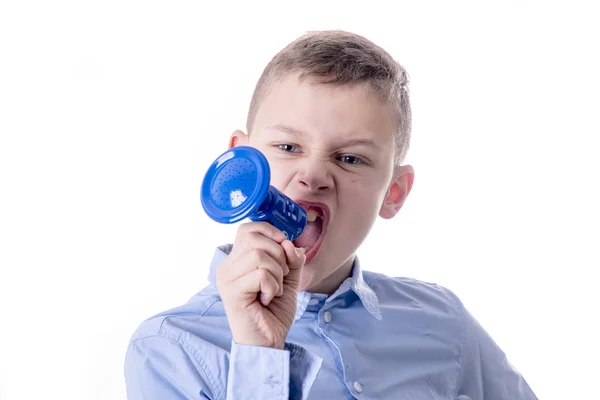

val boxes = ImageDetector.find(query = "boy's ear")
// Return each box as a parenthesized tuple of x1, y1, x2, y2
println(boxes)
(228, 130, 249, 149)
(379, 165, 415, 219)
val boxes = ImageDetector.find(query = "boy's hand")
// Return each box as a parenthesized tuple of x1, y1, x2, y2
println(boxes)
(216, 222, 306, 350)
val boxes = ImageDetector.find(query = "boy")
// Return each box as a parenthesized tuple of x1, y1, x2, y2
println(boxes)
(125, 30, 538, 399)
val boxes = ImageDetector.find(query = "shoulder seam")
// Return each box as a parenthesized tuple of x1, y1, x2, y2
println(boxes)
(364, 273, 387, 286)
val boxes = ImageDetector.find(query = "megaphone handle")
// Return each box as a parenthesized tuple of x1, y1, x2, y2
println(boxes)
(249, 186, 307, 241)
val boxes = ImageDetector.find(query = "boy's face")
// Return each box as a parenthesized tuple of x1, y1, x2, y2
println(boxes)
(230, 73, 414, 294)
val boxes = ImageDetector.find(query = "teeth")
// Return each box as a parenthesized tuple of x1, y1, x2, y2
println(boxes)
(306, 209, 318, 222)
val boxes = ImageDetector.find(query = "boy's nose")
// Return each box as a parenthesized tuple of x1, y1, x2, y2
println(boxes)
(295, 159, 334, 193)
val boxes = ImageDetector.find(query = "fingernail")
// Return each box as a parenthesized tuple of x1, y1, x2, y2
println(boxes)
(260, 293, 270, 305)
(295, 247, 306, 257)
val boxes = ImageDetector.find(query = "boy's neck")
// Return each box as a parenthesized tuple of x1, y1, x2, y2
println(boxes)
(304, 255, 356, 295)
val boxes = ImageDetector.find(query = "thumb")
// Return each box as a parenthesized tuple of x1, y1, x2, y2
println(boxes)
(281, 241, 306, 289)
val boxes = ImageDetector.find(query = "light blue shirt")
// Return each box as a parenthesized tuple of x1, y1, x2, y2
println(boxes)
(125, 244, 538, 399)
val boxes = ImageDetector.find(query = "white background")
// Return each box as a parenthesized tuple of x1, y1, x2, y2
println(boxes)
(1, 1, 599, 399)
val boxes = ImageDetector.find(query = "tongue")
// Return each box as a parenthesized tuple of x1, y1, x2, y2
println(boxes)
(293, 218, 323, 249)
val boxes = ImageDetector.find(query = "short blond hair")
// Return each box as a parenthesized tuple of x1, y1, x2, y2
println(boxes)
(247, 30, 411, 165)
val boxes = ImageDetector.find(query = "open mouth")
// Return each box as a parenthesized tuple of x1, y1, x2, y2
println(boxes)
(293, 202, 328, 263)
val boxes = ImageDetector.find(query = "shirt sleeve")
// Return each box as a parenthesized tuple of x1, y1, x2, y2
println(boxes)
(125, 335, 221, 400)
(455, 305, 539, 400)
(125, 335, 322, 400)
(227, 341, 322, 400)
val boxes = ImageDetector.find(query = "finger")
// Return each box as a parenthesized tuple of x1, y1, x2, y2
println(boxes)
(281, 240, 305, 290)
(227, 249, 285, 295)
(237, 221, 287, 244)
(282, 240, 306, 271)
(245, 233, 289, 276)
(234, 267, 280, 306)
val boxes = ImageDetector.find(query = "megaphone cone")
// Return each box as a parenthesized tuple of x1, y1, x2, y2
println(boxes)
(201, 146, 307, 241)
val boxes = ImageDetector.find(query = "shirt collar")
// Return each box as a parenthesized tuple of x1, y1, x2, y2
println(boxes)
(208, 244, 382, 321)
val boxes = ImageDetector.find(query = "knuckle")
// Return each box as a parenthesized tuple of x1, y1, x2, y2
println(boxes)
(256, 268, 270, 281)
(250, 248, 264, 264)
(274, 261, 285, 278)
(268, 224, 280, 237)
(236, 222, 253, 238)
(275, 245, 286, 264)
(257, 270, 276, 293)
(239, 221, 253, 231)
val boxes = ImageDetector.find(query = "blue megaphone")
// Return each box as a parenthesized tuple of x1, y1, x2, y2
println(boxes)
(200, 146, 307, 241)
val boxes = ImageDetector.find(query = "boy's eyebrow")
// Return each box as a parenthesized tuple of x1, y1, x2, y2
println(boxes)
(265, 124, 382, 150)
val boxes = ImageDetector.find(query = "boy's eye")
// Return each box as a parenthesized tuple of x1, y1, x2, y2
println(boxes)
(338, 155, 363, 165)
(278, 143, 298, 152)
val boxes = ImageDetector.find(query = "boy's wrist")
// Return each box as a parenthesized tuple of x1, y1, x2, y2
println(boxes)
(231, 335, 286, 350)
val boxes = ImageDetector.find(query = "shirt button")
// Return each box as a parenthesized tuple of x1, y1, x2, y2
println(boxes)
(323, 311, 332, 323)
(309, 298, 319, 305)
(353, 381, 363, 393)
